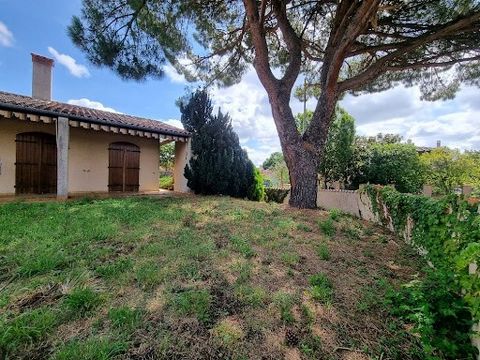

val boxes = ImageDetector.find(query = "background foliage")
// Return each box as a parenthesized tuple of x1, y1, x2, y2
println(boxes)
(352, 141, 425, 193)
(421, 148, 480, 196)
(159, 143, 175, 175)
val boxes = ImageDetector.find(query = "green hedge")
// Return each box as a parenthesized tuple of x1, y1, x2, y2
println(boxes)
(265, 188, 289, 203)
(366, 185, 479, 358)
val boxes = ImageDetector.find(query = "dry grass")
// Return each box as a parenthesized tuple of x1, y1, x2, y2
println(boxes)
(0, 196, 423, 359)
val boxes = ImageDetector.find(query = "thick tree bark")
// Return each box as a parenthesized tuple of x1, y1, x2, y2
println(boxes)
(244, 0, 338, 209)
(285, 148, 318, 209)
(268, 90, 322, 209)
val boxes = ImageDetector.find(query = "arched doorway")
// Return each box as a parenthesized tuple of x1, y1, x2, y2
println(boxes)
(108, 142, 140, 192)
(15, 132, 57, 194)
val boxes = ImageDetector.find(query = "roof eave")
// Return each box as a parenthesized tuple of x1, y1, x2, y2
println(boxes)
(0, 102, 190, 138)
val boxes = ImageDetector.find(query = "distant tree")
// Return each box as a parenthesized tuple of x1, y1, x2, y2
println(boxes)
(319, 109, 356, 186)
(364, 133, 403, 144)
(294, 110, 313, 136)
(465, 151, 480, 196)
(159, 142, 175, 175)
(421, 148, 480, 195)
(69, 0, 480, 208)
(180, 90, 263, 200)
(262, 151, 289, 188)
(352, 142, 425, 193)
(272, 160, 289, 189)
(262, 152, 284, 170)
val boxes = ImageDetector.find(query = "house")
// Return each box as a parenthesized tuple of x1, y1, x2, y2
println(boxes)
(0, 54, 191, 199)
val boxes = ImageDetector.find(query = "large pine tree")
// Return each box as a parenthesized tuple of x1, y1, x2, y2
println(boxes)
(69, 0, 480, 208)
(180, 90, 260, 200)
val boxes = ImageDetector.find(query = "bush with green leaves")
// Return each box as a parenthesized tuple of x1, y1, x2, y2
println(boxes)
(353, 142, 425, 193)
(366, 185, 480, 358)
(386, 269, 477, 358)
(420, 147, 480, 195)
(264, 188, 290, 203)
(249, 167, 266, 201)
(159, 175, 174, 190)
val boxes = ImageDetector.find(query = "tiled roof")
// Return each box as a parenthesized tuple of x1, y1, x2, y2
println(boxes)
(0, 91, 189, 137)
(416, 146, 433, 154)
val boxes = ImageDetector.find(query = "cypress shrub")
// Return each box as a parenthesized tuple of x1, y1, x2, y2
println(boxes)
(180, 90, 264, 200)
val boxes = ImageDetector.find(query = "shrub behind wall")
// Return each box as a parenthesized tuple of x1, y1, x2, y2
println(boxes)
(265, 188, 290, 203)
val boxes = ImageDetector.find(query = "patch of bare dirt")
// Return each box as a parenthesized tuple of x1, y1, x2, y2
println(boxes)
(8, 284, 61, 312)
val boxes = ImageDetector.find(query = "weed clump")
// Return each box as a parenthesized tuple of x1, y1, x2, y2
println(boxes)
(318, 218, 335, 237)
(309, 273, 333, 304)
(316, 243, 330, 260)
(212, 318, 244, 349)
(273, 292, 296, 325)
(63, 287, 102, 316)
(171, 289, 212, 325)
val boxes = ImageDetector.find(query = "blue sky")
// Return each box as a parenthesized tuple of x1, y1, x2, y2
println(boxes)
(0, 0, 186, 120)
(1, 1, 479, 164)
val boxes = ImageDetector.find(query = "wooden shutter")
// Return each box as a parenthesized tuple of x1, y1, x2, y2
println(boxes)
(15, 132, 57, 194)
(108, 142, 140, 192)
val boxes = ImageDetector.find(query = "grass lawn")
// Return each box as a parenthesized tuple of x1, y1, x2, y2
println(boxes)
(0, 196, 424, 359)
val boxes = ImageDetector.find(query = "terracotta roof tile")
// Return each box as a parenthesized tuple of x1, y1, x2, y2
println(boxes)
(0, 91, 189, 137)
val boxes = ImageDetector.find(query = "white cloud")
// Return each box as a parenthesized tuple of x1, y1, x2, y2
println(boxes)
(210, 68, 283, 165)
(207, 65, 480, 165)
(162, 119, 184, 129)
(163, 64, 187, 84)
(343, 85, 480, 150)
(244, 143, 282, 166)
(48, 47, 90, 78)
(67, 98, 119, 113)
(0, 21, 14, 47)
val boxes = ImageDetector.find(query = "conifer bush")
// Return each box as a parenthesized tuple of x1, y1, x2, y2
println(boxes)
(180, 90, 264, 201)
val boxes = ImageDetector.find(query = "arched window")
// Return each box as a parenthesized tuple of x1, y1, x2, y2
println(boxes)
(108, 142, 140, 192)
(15, 132, 57, 194)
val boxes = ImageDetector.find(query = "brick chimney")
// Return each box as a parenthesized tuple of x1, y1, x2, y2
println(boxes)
(31, 53, 54, 101)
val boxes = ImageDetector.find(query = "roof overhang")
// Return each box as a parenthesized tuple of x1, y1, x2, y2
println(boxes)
(0, 102, 189, 142)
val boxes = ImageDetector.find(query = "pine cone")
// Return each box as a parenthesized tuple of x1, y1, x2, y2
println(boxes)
(285, 327, 299, 347)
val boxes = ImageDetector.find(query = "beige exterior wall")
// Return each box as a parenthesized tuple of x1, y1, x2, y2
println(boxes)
(0, 118, 160, 195)
(173, 139, 192, 193)
(68, 127, 159, 193)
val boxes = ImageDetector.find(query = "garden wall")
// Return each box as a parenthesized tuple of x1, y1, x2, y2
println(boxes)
(317, 186, 480, 357)
(316, 187, 376, 222)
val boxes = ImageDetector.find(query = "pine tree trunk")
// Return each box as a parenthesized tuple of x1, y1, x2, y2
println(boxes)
(268, 91, 321, 209)
(286, 148, 318, 208)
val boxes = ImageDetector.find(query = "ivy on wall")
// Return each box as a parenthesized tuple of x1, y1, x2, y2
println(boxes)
(365, 185, 480, 358)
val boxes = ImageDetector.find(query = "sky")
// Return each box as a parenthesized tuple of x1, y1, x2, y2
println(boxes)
(1, 1, 479, 165)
